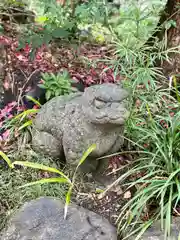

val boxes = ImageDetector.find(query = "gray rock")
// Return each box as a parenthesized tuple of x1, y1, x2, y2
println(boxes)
(32, 83, 129, 172)
(0, 197, 117, 240)
(129, 217, 180, 240)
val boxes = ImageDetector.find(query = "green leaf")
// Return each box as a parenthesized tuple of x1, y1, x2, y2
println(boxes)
(165, 185, 173, 237)
(174, 177, 180, 208)
(49, 83, 59, 88)
(0, 24, 4, 32)
(159, 169, 180, 195)
(43, 33, 53, 45)
(18, 120, 33, 131)
(14, 109, 39, 121)
(63, 21, 75, 30)
(17, 40, 26, 51)
(160, 189, 166, 230)
(75, 5, 89, 18)
(55, 89, 61, 97)
(96, 188, 104, 193)
(18, 177, 68, 189)
(64, 186, 73, 219)
(52, 28, 70, 38)
(166, 20, 176, 29)
(134, 221, 153, 240)
(37, 84, 46, 89)
(12, 161, 71, 184)
(35, 16, 48, 24)
(31, 36, 44, 49)
(0, 151, 13, 168)
(173, 75, 180, 103)
(76, 144, 96, 168)
(25, 95, 41, 107)
(46, 90, 52, 100)
(29, 49, 36, 61)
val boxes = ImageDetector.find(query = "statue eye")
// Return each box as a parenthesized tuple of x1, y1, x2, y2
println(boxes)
(94, 99, 106, 109)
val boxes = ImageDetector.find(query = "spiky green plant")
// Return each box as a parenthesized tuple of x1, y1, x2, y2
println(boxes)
(104, 112, 180, 240)
(40, 71, 78, 101)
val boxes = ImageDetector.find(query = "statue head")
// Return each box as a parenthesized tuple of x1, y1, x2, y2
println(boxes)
(82, 83, 130, 125)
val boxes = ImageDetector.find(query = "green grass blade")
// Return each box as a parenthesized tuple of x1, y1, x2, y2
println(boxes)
(146, 103, 153, 122)
(159, 169, 180, 195)
(76, 144, 96, 168)
(14, 109, 39, 120)
(12, 161, 71, 183)
(173, 75, 180, 103)
(118, 184, 164, 230)
(130, 187, 163, 218)
(18, 177, 68, 189)
(122, 221, 152, 240)
(165, 185, 173, 238)
(25, 95, 42, 107)
(134, 220, 153, 240)
(124, 171, 165, 189)
(104, 164, 160, 197)
(174, 177, 180, 208)
(155, 142, 169, 165)
(64, 185, 73, 219)
(160, 188, 167, 231)
(0, 151, 13, 168)
(18, 120, 33, 131)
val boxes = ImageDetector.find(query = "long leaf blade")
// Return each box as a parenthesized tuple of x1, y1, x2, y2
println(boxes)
(25, 95, 42, 107)
(18, 177, 68, 189)
(12, 161, 71, 183)
(0, 151, 13, 168)
(77, 144, 96, 168)
(64, 186, 73, 219)
(18, 120, 33, 131)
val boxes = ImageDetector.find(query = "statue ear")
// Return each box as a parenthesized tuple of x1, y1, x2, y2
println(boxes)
(83, 88, 96, 105)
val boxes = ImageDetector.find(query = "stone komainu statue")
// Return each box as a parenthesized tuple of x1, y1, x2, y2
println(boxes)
(32, 83, 129, 172)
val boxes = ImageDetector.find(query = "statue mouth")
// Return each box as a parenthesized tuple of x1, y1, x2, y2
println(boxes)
(110, 111, 130, 121)
(94, 111, 130, 124)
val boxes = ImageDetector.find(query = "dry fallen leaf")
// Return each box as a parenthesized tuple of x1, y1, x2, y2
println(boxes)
(135, 99, 141, 107)
(3, 76, 10, 90)
(124, 191, 131, 199)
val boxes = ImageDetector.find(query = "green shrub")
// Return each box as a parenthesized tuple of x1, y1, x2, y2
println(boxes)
(101, 0, 178, 90)
(40, 71, 78, 101)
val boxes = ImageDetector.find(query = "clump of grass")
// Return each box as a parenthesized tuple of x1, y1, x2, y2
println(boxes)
(0, 152, 67, 231)
(98, 72, 179, 239)
(105, 111, 180, 239)
(0, 144, 96, 222)
(1, 98, 40, 142)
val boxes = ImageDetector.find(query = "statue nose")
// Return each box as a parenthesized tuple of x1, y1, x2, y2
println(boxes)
(110, 102, 128, 116)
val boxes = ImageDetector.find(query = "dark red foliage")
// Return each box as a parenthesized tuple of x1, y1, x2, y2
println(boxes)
(0, 34, 119, 141)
